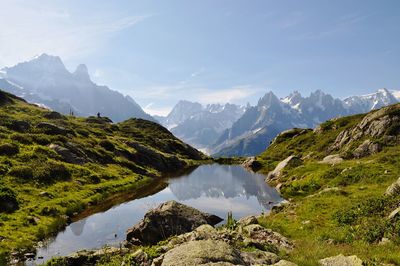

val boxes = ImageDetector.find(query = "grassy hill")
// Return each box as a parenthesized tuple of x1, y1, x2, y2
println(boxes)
(254, 103, 400, 265)
(0, 90, 207, 262)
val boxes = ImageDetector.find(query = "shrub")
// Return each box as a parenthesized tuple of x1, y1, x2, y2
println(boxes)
(9, 162, 71, 183)
(0, 185, 19, 212)
(10, 133, 33, 144)
(9, 166, 34, 179)
(99, 139, 115, 151)
(0, 143, 19, 156)
(33, 161, 71, 183)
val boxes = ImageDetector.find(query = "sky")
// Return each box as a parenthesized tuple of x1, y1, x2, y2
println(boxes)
(0, 0, 399, 116)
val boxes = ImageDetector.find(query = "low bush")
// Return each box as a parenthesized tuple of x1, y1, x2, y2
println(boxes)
(0, 143, 19, 156)
(9, 165, 34, 180)
(99, 139, 115, 151)
(0, 185, 19, 212)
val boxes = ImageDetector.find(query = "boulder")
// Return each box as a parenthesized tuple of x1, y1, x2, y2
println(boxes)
(242, 157, 262, 172)
(36, 122, 74, 135)
(49, 144, 87, 165)
(318, 254, 363, 266)
(320, 154, 343, 165)
(385, 177, 400, 196)
(43, 111, 65, 120)
(160, 240, 245, 266)
(126, 201, 223, 245)
(266, 155, 303, 181)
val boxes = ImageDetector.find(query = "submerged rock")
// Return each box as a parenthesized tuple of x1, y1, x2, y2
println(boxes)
(126, 201, 223, 245)
(318, 254, 363, 266)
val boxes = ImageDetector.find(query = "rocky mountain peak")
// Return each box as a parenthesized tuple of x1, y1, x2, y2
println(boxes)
(282, 90, 303, 106)
(257, 91, 280, 107)
(73, 64, 90, 80)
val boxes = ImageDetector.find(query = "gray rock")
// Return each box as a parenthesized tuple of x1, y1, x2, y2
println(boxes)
(236, 215, 258, 227)
(126, 201, 223, 245)
(161, 240, 245, 266)
(36, 122, 74, 135)
(242, 157, 262, 172)
(266, 155, 303, 181)
(385, 177, 400, 196)
(353, 139, 382, 158)
(320, 154, 343, 165)
(318, 254, 363, 266)
(49, 143, 87, 165)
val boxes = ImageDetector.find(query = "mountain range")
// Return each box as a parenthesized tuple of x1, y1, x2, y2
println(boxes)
(156, 101, 246, 150)
(0, 54, 399, 157)
(211, 88, 399, 156)
(157, 88, 399, 157)
(0, 54, 153, 122)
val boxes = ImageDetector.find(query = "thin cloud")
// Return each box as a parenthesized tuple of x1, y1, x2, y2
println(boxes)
(299, 13, 368, 40)
(0, 1, 150, 67)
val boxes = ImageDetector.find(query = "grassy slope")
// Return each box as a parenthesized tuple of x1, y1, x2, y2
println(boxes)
(0, 90, 206, 262)
(255, 104, 400, 265)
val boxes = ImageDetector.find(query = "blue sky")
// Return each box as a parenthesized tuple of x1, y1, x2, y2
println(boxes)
(1, 0, 399, 115)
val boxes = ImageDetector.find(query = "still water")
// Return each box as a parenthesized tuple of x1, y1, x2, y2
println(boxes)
(32, 164, 282, 264)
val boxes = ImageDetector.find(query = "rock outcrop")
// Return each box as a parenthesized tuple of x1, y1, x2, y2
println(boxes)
(330, 104, 400, 153)
(126, 201, 223, 245)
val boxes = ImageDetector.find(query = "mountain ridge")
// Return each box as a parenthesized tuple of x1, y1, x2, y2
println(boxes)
(0, 54, 154, 122)
(212, 88, 399, 156)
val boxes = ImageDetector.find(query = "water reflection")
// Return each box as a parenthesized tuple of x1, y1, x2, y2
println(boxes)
(69, 219, 86, 236)
(33, 164, 282, 264)
(169, 165, 280, 207)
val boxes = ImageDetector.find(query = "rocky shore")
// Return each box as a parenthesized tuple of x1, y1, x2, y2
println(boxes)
(46, 200, 365, 266)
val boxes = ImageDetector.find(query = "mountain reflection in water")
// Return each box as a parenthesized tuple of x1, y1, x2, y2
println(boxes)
(168, 164, 280, 208)
(33, 164, 282, 264)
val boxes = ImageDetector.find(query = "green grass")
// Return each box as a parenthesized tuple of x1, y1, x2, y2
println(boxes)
(0, 89, 206, 262)
(255, 104, 400, 265)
